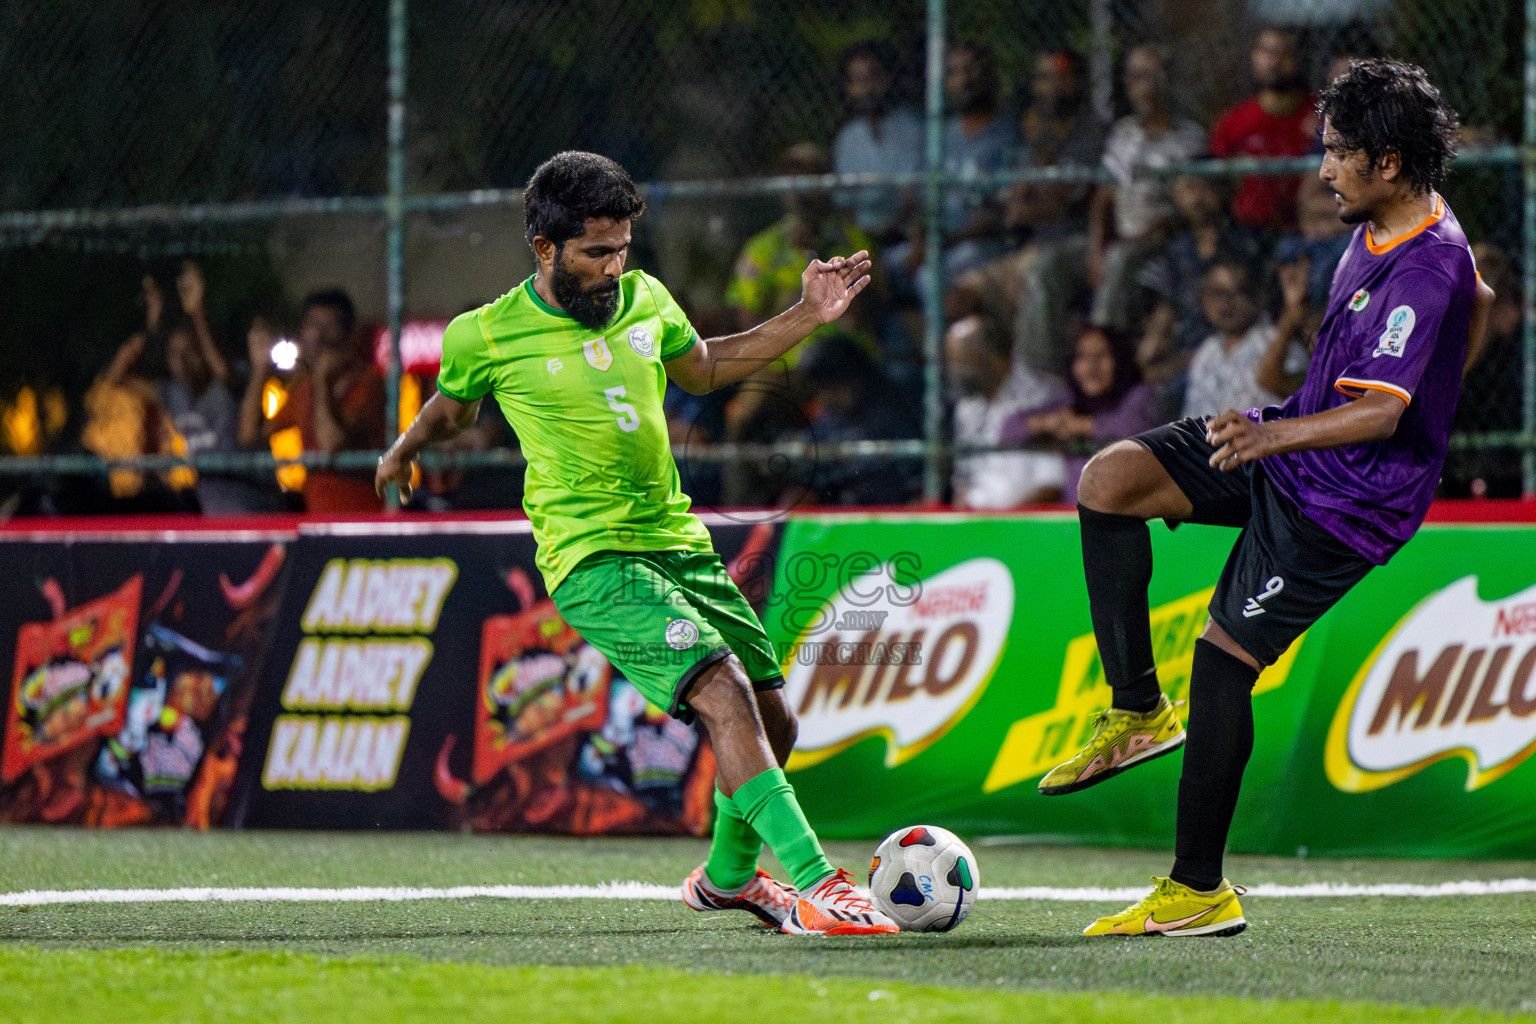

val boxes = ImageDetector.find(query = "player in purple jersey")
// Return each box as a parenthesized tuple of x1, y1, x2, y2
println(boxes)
(1035, 60, 1496, 937)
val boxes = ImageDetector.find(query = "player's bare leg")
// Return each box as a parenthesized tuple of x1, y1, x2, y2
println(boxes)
(686, 659, 777, 793)
(685, 659, 896, 934)
(682, 683, 805, 926)
(754, 687, 798, 767)
(1076, 439, 1193, 521)
(681, 663, 800, 926)
(1198, 617, 1260, 671)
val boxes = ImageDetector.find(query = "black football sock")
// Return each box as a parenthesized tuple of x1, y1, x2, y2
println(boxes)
(1078, 504, 1161, 713)
(1170, 638, 1260, 893)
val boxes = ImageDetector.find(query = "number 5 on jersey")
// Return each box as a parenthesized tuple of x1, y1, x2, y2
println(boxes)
(604, 386, 640, 432)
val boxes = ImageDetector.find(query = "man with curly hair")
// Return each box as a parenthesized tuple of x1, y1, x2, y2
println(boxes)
(1039, 59, 1495, 936)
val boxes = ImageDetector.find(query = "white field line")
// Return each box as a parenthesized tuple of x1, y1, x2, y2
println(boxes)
(3, 879, 1536, 908)
(986, 879, 1536, 901)
(0, 883, 681, 907)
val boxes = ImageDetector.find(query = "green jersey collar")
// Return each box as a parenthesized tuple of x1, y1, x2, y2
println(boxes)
(523, 274, 631, 324)
(524, 275, 573, 319)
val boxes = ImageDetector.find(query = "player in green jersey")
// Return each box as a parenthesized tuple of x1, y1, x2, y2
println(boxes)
(376, 151, 897, 935)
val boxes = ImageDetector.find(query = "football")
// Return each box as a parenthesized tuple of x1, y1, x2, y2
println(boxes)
(868, 824, 979, 932)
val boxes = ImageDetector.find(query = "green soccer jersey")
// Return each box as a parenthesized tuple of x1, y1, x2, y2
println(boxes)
(436, 271, 713, 592)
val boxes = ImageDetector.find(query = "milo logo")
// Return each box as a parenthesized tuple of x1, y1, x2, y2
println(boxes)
(1326, 576, 1536, 792)
(783, 558, 1013, 769)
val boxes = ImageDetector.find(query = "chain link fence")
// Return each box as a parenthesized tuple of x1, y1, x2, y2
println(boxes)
(0, 0, 1530, 513)
(1, 0, 386, 209)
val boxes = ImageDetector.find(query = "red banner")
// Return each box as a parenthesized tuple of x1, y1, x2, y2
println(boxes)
(4, 576, 142, 783)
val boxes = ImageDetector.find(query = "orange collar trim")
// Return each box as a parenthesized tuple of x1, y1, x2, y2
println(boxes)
(1365, 194, 1444, 255)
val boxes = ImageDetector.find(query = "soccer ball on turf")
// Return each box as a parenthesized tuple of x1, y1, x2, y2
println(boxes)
(868, 824, 979, 932)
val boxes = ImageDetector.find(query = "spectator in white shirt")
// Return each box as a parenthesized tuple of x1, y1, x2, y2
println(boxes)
(1088, 46, 1208, 332)
(833, 41, 923, 246)
(1182, 258, 1306, 419)
(946, 314, 1067, 508)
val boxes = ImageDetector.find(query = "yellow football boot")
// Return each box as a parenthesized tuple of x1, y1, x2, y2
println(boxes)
(1084, 876, 1248, 937)
(1038, 693, 1184, 795)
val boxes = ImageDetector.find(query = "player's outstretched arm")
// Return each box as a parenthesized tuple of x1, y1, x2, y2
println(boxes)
(375, 391, 481, 503)
(1204, 389, 1405, 472)
(665, 251, 872, 394)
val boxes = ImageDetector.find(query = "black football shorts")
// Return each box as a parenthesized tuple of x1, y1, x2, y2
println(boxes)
(1132, 417, 1373, 666)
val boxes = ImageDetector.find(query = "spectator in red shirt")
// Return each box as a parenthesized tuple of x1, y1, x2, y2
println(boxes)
(238, 289, 386, 513)
(1209, 27, 1317, 232)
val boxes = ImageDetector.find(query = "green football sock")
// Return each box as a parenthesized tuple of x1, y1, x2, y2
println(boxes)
(704, 787, 762, 891)
(730, 767, 834, 892)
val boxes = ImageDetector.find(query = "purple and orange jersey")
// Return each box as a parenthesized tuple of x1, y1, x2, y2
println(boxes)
(1261, 194, 1478, 564)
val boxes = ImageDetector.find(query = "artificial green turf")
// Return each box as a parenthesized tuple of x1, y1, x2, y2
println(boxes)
(2, 948, 1531, 1024)
(1, 828, 1534, 1015)
(6, 826, 1536, 890)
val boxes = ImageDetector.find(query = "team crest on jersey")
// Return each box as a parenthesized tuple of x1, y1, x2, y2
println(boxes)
(1374, 305, 1416, 358)
(628, 327, 656, 358)
(665, 618, 699, 651)
(1348, 289, 1370, 312)
(583, 338, 613, 371)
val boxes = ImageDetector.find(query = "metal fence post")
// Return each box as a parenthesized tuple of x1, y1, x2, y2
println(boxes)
(1089, 0, 1114, 126)
(385, 0, 408, 477)
(922, 0, 947, 502)
(1525, 0, 1536, 496)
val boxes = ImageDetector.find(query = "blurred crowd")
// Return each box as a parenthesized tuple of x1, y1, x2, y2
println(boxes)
(683, 27, 1524, 508)
(1, 26, 1527, 516)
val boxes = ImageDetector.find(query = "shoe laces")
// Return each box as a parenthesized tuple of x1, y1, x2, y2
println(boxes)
(1140, 876, 1190, 906)
(744, 872, 796, 910)
(1152, 875, 1244, 897)
(813, 868, 878, 914)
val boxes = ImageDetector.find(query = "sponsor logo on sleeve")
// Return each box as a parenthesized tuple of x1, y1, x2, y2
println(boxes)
(1374, 305, 1415, 358)
(783, 558, 1013, 769)
(628, 327, 656, 358)
(1326, 576, 1536, 792)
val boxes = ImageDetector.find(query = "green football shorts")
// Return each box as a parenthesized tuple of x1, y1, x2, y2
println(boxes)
(552, 549, 784, 723)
